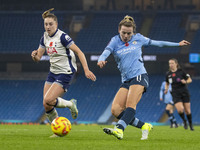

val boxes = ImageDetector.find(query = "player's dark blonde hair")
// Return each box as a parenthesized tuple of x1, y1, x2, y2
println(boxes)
(169, 58, 181, 70)
(42, 8, 58, 23)
(119, 15, 136, 33)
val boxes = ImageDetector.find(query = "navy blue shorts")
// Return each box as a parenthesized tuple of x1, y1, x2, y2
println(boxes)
(46, 71, 74, 92)
(120, 73, 149, 93)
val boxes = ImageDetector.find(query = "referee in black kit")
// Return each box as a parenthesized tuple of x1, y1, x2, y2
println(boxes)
(165, 58, 194, 131)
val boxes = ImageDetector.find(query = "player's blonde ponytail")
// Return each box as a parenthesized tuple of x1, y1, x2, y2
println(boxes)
(42, 8, 57, 22)
(119, 15, 136, 33)
(124, 15, 134, 23)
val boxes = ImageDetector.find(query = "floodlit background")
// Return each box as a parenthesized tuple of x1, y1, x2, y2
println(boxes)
(0, 0, 200, 125)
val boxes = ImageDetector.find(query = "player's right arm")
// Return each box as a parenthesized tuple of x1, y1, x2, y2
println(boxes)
(97, 50, 111, 68)
(97, 37, 116, 68)
(164, 82, 169, 94)
(31, 47, 45, 62)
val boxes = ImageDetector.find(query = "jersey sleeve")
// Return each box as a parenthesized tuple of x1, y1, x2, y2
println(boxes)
(104, 37, 117, 53)
(159, 82, 165, 99)
(165, 73, 169, 83)
(60, 33, 74, 48)
(182, 70, 190, 80)
(39, 36, 45, 48)
(139, 34, 151, 46)
(150, 40, 179, 47)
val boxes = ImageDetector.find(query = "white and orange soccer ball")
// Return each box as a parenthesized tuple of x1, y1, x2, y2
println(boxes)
(51, 117, 71, 137)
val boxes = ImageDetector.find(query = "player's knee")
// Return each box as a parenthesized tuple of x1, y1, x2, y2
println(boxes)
(111, 105, 124, 117)
(177, 109, 184, 114)
(43, 97, 56, 107)
(185, 110, 191, 115)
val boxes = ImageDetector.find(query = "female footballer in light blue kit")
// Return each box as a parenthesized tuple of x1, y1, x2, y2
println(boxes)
(31, 8, 96, 136)
(160, 81, 178, 128)
(98, 15, 190, 140)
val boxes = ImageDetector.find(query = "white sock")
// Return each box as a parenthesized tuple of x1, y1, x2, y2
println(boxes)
(55, 97, 72, 108)
(46, 108, 58, 123)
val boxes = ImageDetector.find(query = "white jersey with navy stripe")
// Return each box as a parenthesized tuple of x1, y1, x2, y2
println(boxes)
(39, 29, 77, 74)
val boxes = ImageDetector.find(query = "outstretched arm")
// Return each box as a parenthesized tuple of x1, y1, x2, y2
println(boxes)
(150, 40, 190, 47)
(69, 43, 96, 81)
(97, 50, 111, 68)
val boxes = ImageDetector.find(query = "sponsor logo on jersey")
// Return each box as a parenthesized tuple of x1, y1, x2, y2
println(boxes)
(65, 35, 72, 42)
(47, 47, 58, 54)
(117, 47, 136, 55)
(47, 41, 58, 54)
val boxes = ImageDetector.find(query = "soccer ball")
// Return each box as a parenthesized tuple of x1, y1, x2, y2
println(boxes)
(51, 117, 71, 137)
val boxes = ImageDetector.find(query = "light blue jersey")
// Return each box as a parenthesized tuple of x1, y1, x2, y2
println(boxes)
(104, 33, 150, 82)
(98, 33, 179, 83)
(159, 81, 173, 104)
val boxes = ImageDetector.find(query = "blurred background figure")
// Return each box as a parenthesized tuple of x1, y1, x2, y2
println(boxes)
(160, 81, 178, 128)
(165, 58, 194, 131)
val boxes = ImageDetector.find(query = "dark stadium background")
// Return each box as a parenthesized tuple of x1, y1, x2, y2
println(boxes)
(0, 0, 200, 125)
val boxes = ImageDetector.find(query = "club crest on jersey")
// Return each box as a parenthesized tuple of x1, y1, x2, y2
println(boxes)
(132, 41, 137, 44)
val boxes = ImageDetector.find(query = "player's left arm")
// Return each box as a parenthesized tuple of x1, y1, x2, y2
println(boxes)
(181, 74, 192, 84)
(69, 43, 96, 81)
(150, 40, 191, 47)
(159, 82, 165, 101)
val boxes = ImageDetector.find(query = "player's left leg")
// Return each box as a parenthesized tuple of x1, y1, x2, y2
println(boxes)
(166, 104, 178, 128)
(44, 83, 78, 121)
(184, 102, 194, 131)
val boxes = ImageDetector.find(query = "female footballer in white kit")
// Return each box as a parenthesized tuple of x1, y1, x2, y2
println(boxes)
(31, 8, 96, 130)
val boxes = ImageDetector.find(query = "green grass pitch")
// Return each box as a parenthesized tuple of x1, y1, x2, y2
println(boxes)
(0, 124, 199, 150)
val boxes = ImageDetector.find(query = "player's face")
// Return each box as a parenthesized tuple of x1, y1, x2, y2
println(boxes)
(119, 25, 134, 43)
(169, 60, 177, 71)
(44, 17, 58, 36)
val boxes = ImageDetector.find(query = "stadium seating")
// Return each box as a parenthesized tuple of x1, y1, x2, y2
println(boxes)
(144, 12, 186, 54)
(191, 29, 200, 53)
(0, 80, 44, 122)
(0, 75, 200, 124)
(0, 11, 189, 54)
(75, 12, 142, 53)
(0, 12, 67, 53)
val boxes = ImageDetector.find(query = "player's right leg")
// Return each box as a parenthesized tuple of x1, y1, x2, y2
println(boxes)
(43, 82, 58, 123)
(103, 88, 127, 139)
(175, 102, 188, 129)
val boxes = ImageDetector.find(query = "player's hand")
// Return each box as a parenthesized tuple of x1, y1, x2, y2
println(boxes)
(181, 79, 187, 84)
(164, 89, 168, 94)
(179, 40, 191, 46)
(97, 61, 107, 68)
(160, 98, 163, 101)
(84, 69, 96, 81)
(31, 50, 38, 58)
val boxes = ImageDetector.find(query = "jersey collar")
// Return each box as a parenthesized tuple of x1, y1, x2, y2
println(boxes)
(118, 34, 134, 43)
(49, 29, 58, 37)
